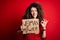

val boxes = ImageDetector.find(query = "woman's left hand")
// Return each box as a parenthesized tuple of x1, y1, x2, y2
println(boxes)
(41, 19, 48, 29)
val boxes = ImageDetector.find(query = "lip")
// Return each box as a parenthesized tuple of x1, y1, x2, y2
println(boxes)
(33, 13, 36, 16)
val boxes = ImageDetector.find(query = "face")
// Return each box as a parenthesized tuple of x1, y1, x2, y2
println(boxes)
(31, 7, 38, 18)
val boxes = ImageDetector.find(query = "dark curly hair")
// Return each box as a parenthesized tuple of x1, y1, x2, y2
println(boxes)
(22, 3, 44, 26)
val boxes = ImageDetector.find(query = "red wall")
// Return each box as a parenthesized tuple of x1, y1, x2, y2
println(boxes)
(0, 0, 60, 40)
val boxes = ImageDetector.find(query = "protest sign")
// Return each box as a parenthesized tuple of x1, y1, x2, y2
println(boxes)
(22, 19, 39, 34)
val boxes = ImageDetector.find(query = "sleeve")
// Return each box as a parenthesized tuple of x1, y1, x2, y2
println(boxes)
(39, 26, 46, 40)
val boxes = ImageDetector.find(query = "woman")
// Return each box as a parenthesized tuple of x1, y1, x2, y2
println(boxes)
(17, 3, 48, 40)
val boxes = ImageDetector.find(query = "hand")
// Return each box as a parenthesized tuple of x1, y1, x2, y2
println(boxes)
(20, 25, 23, 31)
(41, 19, 48, 29)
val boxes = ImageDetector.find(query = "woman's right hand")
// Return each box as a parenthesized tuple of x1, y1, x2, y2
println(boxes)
(17, 25, 23, 34)
(20, 25, 23, 31)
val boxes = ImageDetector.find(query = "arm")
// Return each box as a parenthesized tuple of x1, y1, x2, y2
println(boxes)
(41, 19, 48, 40)
(42, 28, 46, 40)
(42, 26, 46, 38)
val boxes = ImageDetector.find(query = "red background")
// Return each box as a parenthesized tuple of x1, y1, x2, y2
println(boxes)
(0, 0, 60, 40)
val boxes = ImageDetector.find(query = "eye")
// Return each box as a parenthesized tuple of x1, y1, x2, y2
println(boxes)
(35, 10, 37, 12)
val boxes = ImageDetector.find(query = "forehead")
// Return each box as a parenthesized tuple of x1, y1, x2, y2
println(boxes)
(31, 7, 37, 10)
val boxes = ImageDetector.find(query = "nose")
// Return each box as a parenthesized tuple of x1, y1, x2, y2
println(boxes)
(33, 12, 35, 16)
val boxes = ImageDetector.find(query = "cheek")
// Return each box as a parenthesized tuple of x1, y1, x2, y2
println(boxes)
(31, 12, 33, 15)
(35, 12, 38, 15)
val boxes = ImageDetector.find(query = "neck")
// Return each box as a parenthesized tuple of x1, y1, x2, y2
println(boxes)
(33, 17, 36, 19)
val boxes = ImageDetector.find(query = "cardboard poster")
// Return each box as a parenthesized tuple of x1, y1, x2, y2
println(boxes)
(22, 19, 39, 34)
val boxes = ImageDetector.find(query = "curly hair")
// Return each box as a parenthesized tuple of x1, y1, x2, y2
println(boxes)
(22, 3, 44, 26)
